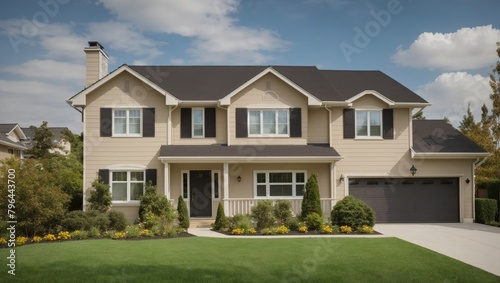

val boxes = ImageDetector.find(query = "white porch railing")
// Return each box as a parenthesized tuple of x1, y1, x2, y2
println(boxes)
(225, 198, 335, 217)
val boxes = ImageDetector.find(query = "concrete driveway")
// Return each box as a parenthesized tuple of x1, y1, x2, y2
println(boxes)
(375, 223, 500, 276)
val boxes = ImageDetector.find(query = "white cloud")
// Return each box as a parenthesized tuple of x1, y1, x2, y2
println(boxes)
(97, 0, 288, 64)
(87, 21, 163, 63)
(416, 72, 491, 126)
(393, 25, 500, 71)
(2, 59, 85, 82)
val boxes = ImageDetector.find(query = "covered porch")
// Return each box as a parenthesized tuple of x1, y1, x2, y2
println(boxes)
(159, 144, 342, 218)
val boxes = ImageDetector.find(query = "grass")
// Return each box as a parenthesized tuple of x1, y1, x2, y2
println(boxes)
(1, 237, 499, 283)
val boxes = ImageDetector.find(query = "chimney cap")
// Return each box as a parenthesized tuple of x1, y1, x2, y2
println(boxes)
(87, 41, 104, 49)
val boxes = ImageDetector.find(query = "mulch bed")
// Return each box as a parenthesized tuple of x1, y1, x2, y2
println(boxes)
(214, 230, 381, 236)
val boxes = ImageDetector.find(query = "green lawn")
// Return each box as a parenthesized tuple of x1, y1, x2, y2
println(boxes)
(1, 237, 498, 283)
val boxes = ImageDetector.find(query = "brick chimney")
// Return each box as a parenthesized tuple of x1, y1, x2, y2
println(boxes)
(84, 41, 109, 87)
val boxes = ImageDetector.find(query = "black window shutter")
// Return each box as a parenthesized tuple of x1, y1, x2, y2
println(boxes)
(145, 169, 157, 186)
(343, 109, 355, 139)
(289, 108, 302, 137)
(180, 108, 192, 138)
(383, 109, 394, 139)
(235, 108, 248, 138)
(98, 169, 110, 184)
(204, 108, 216, 138)
(100, 108, 112, 137)
(143, 108, 155, 137)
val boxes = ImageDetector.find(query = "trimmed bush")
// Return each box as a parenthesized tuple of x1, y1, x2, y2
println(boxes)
(177, 196, 190, 229)
(475, 198, 498, 224)
(274, 200, 293, 226)
(139, 182, 175, 222)
(304, 212, 323, 231)
(251, 200, 276, 230)
(331, 196, 375, 229)
(301, 173, 322, 219)
(213, 203, 228, 230)
(107, 211, 128, 231)
(87, 177, 112, 213)
(61, 211, 88, 231)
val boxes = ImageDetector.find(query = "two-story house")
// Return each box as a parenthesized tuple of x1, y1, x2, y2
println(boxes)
(68, 42, 488, 224)
(0, 124, 28, 159)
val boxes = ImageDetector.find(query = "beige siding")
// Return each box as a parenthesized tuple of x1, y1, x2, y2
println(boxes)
(171, 107, 227, 145)
(83, 73, 167, 213)
(0, 146, 11, 159)
(308, 107, 329, 144)
(85, 51, 100, 87)
(228, 73, 309, 145)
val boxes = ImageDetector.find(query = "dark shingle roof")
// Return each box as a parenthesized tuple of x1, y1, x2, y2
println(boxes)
(22, 127, 68, 142)
(160, 144, 341, 158)
(128, 65, 426, 103)
(319, 70, 428, 103)
(0, 124, 18, 134)
(412, 120, 487, 153)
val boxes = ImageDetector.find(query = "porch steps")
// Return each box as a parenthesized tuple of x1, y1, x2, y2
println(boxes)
(190, 218, 214, 228)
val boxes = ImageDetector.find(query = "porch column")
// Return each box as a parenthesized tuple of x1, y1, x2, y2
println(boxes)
(223, 162, 229, 215)
(163, 161, 170, 200)
(331, 162, 336, 210)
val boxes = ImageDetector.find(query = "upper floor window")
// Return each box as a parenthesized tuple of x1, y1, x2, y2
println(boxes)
(248, 109, 289, 137)
(111, 171, 144, 202)
(192, 108, 205, 138)
(356, 110, 381, 138)
(113, 109, 142, 136)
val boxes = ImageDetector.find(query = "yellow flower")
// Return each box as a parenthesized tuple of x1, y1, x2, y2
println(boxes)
(231, 228, 245, 235)
(31, 236, 42, 243)
(362, 225, 374, 234)
(16, 236, 28, 246)
(57, 231, 71, 240)
(321, 225, 333, 234)
(340, 225, 352, 234)
(298, 225, 308, 233)
(44, 234, 57, 241)
(247, 228, 257, 234)
(0, 238, 7, 245)
(275, 225, 289, 235)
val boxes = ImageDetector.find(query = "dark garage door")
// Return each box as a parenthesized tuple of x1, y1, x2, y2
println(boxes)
(349, 178, 459, 223)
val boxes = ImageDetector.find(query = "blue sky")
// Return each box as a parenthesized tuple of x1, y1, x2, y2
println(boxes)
(0, 0, 499, 133)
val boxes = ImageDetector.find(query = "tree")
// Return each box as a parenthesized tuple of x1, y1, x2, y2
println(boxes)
(26, 121, 59, 159)
(177, 195, 190, 229)
(87, 177, 112, 213)
(138, 182, 174, 221)
(490, 42, 500, 150)
(0, 158, 69, 236)
(301, 173, 322, 219)
(213, 203, 228, 230)
(412, 109, 426, 120)
(459, 103, 479, 134)
(61, 128, 83, 163)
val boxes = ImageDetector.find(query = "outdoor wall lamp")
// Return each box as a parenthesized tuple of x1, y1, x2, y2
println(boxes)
(466, 178, 470, 184)
(410, 165, 417, 176)
(339, 174, 344, 183)
(237, 176, 242, 182)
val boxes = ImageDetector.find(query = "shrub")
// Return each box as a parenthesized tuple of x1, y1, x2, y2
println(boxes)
(261, 228, 275, 235)
(305, 212, 323, 231)
(61, 211, 88, 231)
(90, 211, 111, 232)
(87, 177, 112, 213)
(31, 236, 42, 243)
(321, 224, 333, 234)
(71, 230, 88, 240)
(359, 225, 374, 234)
(478, 179, 500, 221)
(87, 227, 101, 238)
(286, 216, 301, 231)
(274, 200, 293, 226)
(57, 231, 71, 240)
(213, 203, 228, 230)
(475, 198, 498, 224)
(111, 231, 126, 239)
(16, 236, 28, 246)
(0, 238, 7, 245)
(231, 228, 245, 235)
(44, 234, 57, 241)
(340, 225, 352, 234)
(247, 228, 257, 234)
(235, 214, 253, 231)
(177, 196, 190, 229)
(125, 225, 141, 238)
(275, 225, 289, 235)
(301, 173, 322, 219)
(107, 211, 128, 231)
(140, 229, 153, 237)
(139, 182, 174, 222)
(298, 225, 308, 233)
(331, 196, 375, 229)
(152, 215, 178, 238)
(251, 200, 276, 230)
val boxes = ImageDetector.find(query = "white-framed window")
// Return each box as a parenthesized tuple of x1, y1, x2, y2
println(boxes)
(113, 109, 142, 136)
(212, 170, 220, 199)
(181, 171, 189, 199)
(254, 171, 306, 198)
(192, 108, 204, 138)
(356, 110, 382, 138)
(111, 171, 145, 202)
(248, 109, 289, 137)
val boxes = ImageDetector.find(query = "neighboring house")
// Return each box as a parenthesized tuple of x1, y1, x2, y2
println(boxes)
(68, 41, 488, 224)
(0, 124, 28, 159)
(22, 127, 71, 155)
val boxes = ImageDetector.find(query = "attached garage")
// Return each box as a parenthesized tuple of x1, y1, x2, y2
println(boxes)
(349, 178, 459, 223)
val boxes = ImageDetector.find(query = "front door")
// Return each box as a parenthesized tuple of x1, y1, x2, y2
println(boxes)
(189, 170, 212, 217)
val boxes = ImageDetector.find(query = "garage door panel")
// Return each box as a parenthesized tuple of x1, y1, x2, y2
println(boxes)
(349, 178, 459, 223)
